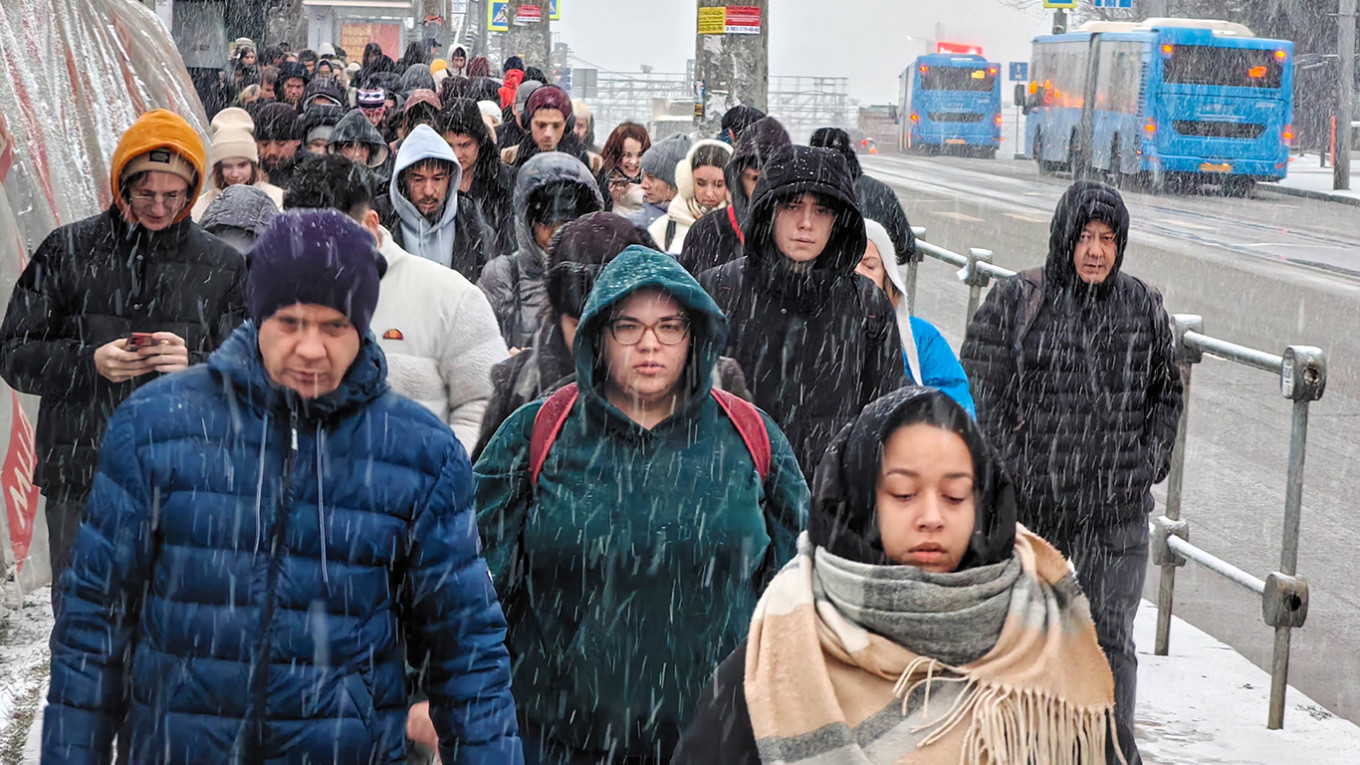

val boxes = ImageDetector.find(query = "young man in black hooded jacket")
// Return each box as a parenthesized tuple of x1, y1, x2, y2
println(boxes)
(698, 144, 908, 483)
(961, 180, 1182, 765)
(439, 98, 517, 258)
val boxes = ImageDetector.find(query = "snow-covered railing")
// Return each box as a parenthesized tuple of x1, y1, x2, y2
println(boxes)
(907, 226, 1327, 730)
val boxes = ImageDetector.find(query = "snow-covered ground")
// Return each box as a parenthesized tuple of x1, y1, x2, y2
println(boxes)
(1267, 153, 1360, 204)
(1, 590, 1357, 762)
(0, 587, 50, 764)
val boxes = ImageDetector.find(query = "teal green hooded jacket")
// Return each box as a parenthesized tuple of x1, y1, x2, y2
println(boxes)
(475, 246, 809, 760)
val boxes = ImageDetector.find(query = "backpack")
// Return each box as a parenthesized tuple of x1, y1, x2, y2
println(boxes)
(529, 382, 771, 487)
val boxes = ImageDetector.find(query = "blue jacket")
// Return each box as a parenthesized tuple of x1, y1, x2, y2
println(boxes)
(44, 323, 521, 765)
(908, 315, 976, 417)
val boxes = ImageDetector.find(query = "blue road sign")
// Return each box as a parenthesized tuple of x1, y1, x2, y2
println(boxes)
(1093, 0, 1133, 7)
(1009, 62, 1028, 82)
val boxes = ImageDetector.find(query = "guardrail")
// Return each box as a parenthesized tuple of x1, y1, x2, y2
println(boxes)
(906, 226, 1327, 729)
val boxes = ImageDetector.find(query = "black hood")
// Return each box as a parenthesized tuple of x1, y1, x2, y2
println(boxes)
(441, 97, 500, 186)
(743, 144, 866, 278)
(809, 126, 863, 180)
(726, 117, 791, 219)
(1045, 180, 1129, 296)
(809, 387, 1018, 571)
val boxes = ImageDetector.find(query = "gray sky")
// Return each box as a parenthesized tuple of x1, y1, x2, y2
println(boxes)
(555, 0, 1054, 105)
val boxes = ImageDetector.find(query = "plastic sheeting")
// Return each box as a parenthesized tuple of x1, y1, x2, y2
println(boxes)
(0, 0, 208, 587)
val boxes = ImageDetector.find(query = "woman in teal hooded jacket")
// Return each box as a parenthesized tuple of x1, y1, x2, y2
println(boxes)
(475, 246, 809, 763)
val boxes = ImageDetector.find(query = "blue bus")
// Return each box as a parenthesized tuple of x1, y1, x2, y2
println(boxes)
(899, 54, 1002, 158)
(1023, 19, 1293, 193)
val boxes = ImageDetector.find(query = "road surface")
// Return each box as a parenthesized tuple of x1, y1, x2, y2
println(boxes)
(862, 152, 1360, 726)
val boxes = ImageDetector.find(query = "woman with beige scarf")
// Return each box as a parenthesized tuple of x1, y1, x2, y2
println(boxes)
(673, 387, 1124, 764)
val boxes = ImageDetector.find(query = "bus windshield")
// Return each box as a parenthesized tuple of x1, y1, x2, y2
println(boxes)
(920, 67, 995, 92)
(1163, 45, 1283, 89)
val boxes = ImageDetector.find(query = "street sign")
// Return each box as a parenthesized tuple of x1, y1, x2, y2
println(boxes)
(1009, 61, 1028, 81)
(515, 4, 542, 25)
(725, 6, 761, 34)
(1042, 0, 1077, 8)
(1093, 0, 1133, 6)
(550, 0, 561, 21)
(488, 1, 508, 32)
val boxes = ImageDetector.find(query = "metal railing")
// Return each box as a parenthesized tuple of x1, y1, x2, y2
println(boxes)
(1152, 318, 1324, 730)
(906, 226, 1327, 729)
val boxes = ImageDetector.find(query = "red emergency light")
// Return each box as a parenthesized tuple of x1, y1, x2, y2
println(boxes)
(936, 41, 983, 56)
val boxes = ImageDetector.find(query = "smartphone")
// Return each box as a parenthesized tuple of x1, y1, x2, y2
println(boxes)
(126, 332, 156, 350)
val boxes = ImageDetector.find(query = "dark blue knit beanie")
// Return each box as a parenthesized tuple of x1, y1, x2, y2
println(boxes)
(247, 209, 387, 336)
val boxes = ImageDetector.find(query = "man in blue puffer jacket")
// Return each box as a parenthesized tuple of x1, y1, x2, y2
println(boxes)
(43, 209, 522, 765)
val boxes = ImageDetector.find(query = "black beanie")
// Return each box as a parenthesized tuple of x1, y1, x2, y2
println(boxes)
(247, 209, 388, 337)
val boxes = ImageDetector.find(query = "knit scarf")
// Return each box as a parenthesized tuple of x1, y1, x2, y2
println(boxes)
(745, 529, 1123, 765)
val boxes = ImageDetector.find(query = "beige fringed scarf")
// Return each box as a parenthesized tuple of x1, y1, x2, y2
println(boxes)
(745, 527, 1123, 765)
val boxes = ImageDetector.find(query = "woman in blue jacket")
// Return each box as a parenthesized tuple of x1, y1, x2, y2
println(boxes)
(857, 219, 976, 416)
(476, 246, 809, 763)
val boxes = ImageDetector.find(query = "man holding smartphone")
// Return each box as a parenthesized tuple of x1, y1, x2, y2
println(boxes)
(0, 110, 247, 599)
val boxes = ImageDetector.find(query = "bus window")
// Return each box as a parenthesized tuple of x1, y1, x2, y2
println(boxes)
(1163, 46, 1283, 89)
(921, 68, 996, 92)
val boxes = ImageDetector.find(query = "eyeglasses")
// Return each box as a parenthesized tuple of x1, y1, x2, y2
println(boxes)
(607, 318, 690, 346)
(128, 191, 187, 209)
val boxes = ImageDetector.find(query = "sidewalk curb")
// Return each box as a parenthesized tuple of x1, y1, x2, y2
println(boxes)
(1262, 182, 1360, 207)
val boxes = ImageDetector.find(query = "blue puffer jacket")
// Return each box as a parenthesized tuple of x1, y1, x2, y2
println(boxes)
(44, 323, 522, 765)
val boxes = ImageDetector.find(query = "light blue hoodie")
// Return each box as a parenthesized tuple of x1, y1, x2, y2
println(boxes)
(390, 124, 463, 268)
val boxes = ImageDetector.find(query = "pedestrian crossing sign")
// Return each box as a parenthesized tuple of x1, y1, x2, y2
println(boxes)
(488, 1, 508, 32)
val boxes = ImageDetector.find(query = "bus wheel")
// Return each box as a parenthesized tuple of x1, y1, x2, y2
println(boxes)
(1108, 138, 1123, 187)
(1223, 176, 1256, 198)
(1035, 133, 1053, 175)
(983, 147, 997, 160)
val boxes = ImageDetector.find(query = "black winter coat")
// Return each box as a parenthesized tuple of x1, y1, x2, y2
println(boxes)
(960, 181, 1182, 535)
(856, 173, 918, 262)
(468, 164, 517, 260)
(678, 207, 742, 276)
(0, 209, 247, 497)
(699, 145, 908, 482)
(671, 641, 758, 764)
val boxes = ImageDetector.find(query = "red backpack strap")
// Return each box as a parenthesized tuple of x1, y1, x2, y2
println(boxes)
(726, 205, 745, 246)
(711, 389, 770, 482)
(529, 384, 580, 488)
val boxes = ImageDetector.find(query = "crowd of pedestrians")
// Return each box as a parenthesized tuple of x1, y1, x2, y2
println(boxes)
(5, 35, 1182, 765)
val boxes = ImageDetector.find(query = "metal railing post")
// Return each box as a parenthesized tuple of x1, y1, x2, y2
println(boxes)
(906, 226, 925, 316)
(1154, 314, 1203, 656)
(1267, 345, 1326, 729)
(963, 248, 993, 325)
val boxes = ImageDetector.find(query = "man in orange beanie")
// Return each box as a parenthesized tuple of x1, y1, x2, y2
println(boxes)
(0, 109, 247, 600)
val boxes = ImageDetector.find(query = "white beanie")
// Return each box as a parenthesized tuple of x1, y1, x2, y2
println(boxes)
(478, 100, 503, 132)
(211, 126, 259, 166)
(318, 42, 336, 57)
(210, 107, 255, 137)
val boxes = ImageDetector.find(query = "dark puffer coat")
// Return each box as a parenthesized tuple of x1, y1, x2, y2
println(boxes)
(679, 117, 791, 275)
(475, 153, 603, 348)
(698, 145, 909, 481)
(0, 209, 246, 497)
(811, 127, 918, 263)
(960, 180, 1182, 535)
(43, 324, 521, 764)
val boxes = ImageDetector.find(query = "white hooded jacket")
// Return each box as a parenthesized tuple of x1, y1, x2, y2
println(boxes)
(372, 226, 509, 450)
(648, 139, 733, 254)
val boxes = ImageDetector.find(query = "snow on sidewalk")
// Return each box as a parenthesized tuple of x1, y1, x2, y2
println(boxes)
(2, 591, 1359, 763)
(1264, 153, 1360, 205)
(1134, 599, 1360, 764)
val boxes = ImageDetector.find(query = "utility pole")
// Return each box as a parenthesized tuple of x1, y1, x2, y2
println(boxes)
(1052, 8, 1067, 34)
(694, 0, 769, 137)
(1337, 0, 1356, 191)
(505, 0, 551, 73)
